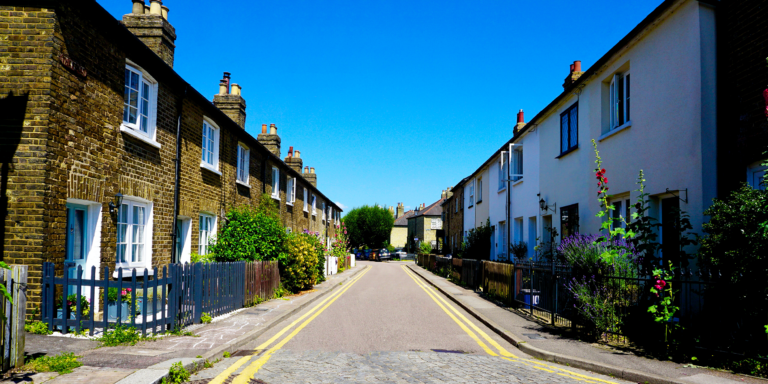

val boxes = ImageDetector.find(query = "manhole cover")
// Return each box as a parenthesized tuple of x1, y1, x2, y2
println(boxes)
(523, 333, 546, 340)
(431, 349, 468, 354)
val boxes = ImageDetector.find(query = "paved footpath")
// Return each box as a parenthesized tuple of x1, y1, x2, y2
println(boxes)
(188, 261, 633, 384)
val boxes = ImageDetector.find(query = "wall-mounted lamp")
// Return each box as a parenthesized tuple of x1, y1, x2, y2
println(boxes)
(108, 192, 124, 215)
(537, 193, 556, 213)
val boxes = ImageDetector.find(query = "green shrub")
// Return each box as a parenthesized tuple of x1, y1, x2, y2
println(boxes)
(23, 352, 82, 374)
(99, 325, 153, 347)
(464, 219, 492, 260)
(25, 320, 52, 335)
(387, 244, 395, 252)
(282, 233, 321, 293)
(191, 252, 214, 263)
(162, 362, 190, 384)
(210, 201, 287, 263)
(418, 241, 432, 256)
(201, 312, 212, 324)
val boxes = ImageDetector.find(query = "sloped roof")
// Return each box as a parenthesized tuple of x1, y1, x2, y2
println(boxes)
(394, 210, 415, 226)
(412, 198, 444, 218)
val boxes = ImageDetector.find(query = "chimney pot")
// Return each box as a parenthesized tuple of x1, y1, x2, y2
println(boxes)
(149, 0, 162, 15)
(310, 167, 315, 174)
(569, 63, 575, 73)
(573, 60, 582, 72)
(219, 81, 228, 96)
(295, 150, 300, 159)
(261, 124, 267, 133)
(304, 166, 309, 173)
(231, 83, 241, 96)
(288, 146, 294, 156)
(270, 124, 277, 135)
(132, 0, 145, 14)
(161, 5, 168, 19)
(144, 4, 150, 13)
(517, 109, 524, 124)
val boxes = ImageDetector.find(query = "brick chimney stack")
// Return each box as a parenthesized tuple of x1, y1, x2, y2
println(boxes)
(212, 72, 247, 128)
(563, 60, 584, 89)
(285, 146, 303, 173)
(304, 166, 317, 187)
(258, 123, 281, 157)
(396, 202, 404, 218)
(122, 0, 177, 68)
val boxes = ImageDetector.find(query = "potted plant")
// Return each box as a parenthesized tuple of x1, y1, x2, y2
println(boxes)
(106, 287, 141, 322)
(55, 294, 90, 331)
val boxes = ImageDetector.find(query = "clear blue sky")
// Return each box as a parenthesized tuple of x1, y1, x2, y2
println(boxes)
(100, 0, 663, 215)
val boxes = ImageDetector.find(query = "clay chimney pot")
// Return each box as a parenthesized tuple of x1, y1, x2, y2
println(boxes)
(231, 83, 241, 96)
(218, 81, 228, 96)
(295, 150, 301, 159)
(149, 0, 162, 16)
(310, 167, 315, 174)
(261, 124, 267, 134)
(161, 5, 169, 19)
(574, 60, 582, 72)
(269, 124, 277, 135)
(132, 0, 145, 14)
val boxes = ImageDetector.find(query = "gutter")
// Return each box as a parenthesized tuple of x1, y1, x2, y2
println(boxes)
(170, 84, 188, 264)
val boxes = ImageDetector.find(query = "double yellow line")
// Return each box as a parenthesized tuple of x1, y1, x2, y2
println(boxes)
(401, 265, 618, 384)
(209, 266, 371, 384)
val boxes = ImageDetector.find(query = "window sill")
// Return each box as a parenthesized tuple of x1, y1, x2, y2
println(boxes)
(476, 200, 483, 205)
(556, 145, 579, 159)
(512, 179, 524, 187)
(200, 162, 222, 176)
(304, 208, 309, 213)
(113, 267, 154, 278)
(286, 202, 294, 206)
(120, 125, 161, 149)
(236, 180, 251, 188)
(497, 187, 507, 194)
(598, 121, 632, 142)
(271, 194, 280, 201)
(468, 204, 474, 209)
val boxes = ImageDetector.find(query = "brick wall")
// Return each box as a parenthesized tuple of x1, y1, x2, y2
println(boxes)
(0, 1, 341, 312)
(443, 186, 464, 254)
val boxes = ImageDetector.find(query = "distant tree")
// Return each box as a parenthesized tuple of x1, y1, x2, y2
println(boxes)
(344, 205, 395, 249)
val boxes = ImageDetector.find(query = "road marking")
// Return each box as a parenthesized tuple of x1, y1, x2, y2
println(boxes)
(405, 266, 619, 384)
(401, 265, 499, 356)
(227, 266, 372, 384)
(206, 266, 371, 384)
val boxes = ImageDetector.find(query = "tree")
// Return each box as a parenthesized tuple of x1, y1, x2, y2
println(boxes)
(344, 205, 395, 249)
(210, 197, 287, 264)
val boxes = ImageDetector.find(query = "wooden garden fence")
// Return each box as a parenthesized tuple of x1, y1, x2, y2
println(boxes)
(482, 261, 514, 305)
(0, 266, 27, 371)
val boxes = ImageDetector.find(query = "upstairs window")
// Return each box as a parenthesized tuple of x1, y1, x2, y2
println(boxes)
(498, 155, 509, 190)
(122, 64, 158, 140)
(511, 146, 523, 182)
(303, 186, 308, 211)
(610, 72, 631, 129)
(477, 178, 483, 203)
(312, 194, 317, 215)
(201, 119, 220, 172)
(286, 177, 296, 205)
(469, 183, 475, 207)
(271, 167, 280, 199)
(560, 103, 578, 155)
(236, 144, 249, 184)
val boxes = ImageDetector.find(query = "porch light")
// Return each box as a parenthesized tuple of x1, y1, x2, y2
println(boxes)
(109, 192, 124, 215)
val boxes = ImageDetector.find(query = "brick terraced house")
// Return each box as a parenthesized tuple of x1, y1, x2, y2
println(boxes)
(0, 0, 342, 312)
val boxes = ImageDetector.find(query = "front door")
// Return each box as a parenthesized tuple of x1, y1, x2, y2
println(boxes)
(65, 204, 88, 294)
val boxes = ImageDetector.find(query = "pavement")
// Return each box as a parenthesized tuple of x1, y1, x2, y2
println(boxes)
(186, 261, 635, 384)
(2, 265, 366, 384)
(406, 263, 767, 384)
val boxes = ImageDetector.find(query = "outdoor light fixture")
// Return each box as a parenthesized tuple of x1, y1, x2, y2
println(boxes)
(537, 193, 556, 213)
(109, 192, 124, 215)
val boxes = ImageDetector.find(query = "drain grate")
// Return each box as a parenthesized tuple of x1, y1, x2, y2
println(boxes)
(431, 349, 468, 354)
(229, 349, 261, 357)
(523, 333, 546, 340)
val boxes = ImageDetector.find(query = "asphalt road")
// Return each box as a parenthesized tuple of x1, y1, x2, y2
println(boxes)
(190, 261, 632, 384)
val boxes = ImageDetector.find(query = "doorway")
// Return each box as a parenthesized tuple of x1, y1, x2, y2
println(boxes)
(65, 203, 89, 294)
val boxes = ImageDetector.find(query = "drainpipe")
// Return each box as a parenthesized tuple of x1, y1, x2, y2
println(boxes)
(170, 84, 188, 264)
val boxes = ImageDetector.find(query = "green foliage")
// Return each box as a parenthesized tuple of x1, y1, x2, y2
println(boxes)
(509, 241, 528, 260)
(592, 140, 636, 263)
(418, 241, 432, 256)
(343, 205, 395, 249)
(25, 320, 52, 335)
(99, 325, 154, 347)
(282, 233, 321, 293)
(23, 352, 82, 374)
(191, 252, 214, 263)
(464, 219, 492, 260)
(107, 287, 133, 303)
(648, 261, 681, 343)
(387, 244, 395, 252)
(201, 312, 212, 324)
(167, 326, 195, 337)
(210, 202, 287, 264)
(65, 294, 90, 317)
(627, 171, 661, 272)
(223, 351, 231, 358)
(161, 362, 190, 384)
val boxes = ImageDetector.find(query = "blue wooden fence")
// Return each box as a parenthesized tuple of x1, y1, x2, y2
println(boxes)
(41, 261, 276, 335)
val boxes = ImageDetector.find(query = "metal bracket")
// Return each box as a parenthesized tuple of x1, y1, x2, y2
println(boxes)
(665, 188, 688, 204)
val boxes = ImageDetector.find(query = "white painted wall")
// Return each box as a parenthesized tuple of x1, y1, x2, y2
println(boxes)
(489, 154, 507, 260)
(508, 126, 541, 260)
(534, 0, 716, 255)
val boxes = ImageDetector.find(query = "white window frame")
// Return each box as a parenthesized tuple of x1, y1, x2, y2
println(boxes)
(469, 183, 475, 207)
(430, 218, 441, 230)
(286, 177, 296, 205)
(116, 198, 152, 269)
(476, 178, 483, 203)
(271, 167, 280, 200)
(201, 118, 221, 174)
(198, 213, 216, 256)
(121, 62, 160, 148)
(510, 143, 523, 182)
(312, 194, 317, 216)
(610, 71, 631, 130)
(498, 153, 509, 191)
(236, 143, 250, 185)
(303, 186, 309, 212)
(322, 202, 327, 222)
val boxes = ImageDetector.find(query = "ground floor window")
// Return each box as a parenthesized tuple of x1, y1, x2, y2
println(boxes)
(199, 214, 216, 255)
(117, 199, 151, 268)
(560, 204, 579, 240)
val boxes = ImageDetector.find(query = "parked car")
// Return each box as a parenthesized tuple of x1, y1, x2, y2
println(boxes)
(378, 248, 391, 262)
(393, 248, 407, 259)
